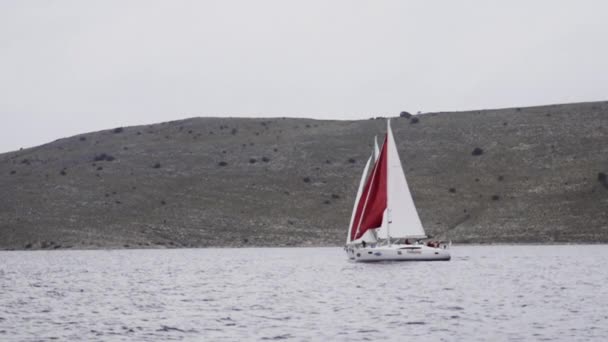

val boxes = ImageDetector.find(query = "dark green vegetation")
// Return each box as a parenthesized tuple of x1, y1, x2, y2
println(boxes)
(1, 102, 607, 249)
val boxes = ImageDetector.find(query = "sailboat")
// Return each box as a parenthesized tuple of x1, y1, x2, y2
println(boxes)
(345, 119, 451, 261)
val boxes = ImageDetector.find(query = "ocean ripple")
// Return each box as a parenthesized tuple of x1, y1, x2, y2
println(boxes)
(1, 246, 607, 341)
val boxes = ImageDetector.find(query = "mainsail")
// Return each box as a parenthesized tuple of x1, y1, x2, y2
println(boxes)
(377, 120, 426, 239)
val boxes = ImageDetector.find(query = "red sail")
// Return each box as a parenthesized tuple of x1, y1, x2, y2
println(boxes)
(350, 135, 388, 241)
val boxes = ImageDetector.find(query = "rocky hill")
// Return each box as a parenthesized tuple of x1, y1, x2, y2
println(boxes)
(1, 102, 607, 250)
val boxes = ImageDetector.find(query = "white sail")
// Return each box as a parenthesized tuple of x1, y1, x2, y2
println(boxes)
(351, 227, 378, 244)
(382, 119, 426, 239)
(346, 153, 374, 244)
(376, 209, 389, 240)
(374, 135, 380, 160)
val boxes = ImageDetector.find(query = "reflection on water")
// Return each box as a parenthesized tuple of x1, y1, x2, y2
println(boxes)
(1, 246, 607, 341)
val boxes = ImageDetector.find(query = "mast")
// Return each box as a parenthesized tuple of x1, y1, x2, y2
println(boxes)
(386, 120, 392, 246)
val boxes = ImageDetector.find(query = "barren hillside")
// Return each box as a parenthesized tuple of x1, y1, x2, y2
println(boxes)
(1, 101, 607, 249)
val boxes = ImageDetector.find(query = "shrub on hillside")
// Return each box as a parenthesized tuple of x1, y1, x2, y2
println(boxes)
(598, 172, 608, 189)
(472, 147, 484, 156)
(93, 153, 115, 162)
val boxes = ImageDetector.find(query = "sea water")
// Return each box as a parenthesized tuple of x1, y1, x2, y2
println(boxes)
(1, 246, 607, 341)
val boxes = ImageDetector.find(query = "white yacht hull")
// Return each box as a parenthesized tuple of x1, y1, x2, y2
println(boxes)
(345, 244, 451, 262)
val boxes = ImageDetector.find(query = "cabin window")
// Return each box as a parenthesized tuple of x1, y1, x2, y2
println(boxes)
(397, 251, 402, 255)
(356, 253, 361, 257)
(368, 251, 372, 254)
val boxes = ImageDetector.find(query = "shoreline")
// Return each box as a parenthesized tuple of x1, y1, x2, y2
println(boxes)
(2, 241, 608, 252)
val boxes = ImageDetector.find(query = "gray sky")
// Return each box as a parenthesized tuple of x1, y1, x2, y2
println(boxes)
(1, 0, 607, 153)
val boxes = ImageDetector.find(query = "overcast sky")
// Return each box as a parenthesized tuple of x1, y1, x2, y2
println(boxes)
(1, 0, 607, 153)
